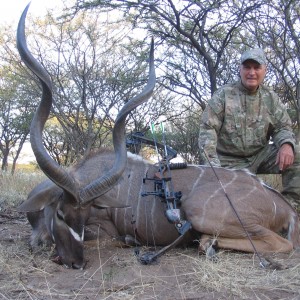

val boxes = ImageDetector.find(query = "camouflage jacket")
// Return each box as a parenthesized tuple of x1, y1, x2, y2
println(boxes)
(199, 81, 295, 166)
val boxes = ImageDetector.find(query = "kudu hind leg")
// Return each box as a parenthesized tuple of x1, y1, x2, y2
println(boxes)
(198, 234, 219, 261)
(199, 225, 293, 254)
(211, 231, 293, 253)
(286, 214, 300, 250)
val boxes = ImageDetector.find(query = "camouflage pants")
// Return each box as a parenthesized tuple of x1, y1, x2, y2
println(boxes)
(218, 144, 300, 211)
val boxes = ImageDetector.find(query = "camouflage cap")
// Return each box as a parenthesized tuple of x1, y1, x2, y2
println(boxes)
(240, 48, 267, 65)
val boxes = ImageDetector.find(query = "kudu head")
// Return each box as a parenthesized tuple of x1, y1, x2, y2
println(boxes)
(17, 3, 155, 269)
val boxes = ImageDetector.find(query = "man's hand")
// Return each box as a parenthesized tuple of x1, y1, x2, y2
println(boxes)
(276, 143, 294, 171)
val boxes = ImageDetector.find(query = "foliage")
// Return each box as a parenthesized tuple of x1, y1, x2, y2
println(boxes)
(166, 106, 202, 164)
(247, 0, 300, 140)
(0, 27, 38, 173)
(20, 11, 171, 164)
(74, 0, 300, 145)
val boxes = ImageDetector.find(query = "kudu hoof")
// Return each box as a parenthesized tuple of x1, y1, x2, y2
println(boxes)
(199, 238, 219, 262)
(260, 256, 287, 270)
(138, 252, 158, 265)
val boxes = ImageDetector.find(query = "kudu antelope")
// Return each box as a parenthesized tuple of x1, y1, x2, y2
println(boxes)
(18, 4, 300, 269)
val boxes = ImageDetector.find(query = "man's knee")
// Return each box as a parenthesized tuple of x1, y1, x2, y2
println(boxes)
(282, 146, 300, 212)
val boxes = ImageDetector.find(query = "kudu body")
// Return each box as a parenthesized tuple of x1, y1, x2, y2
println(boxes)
(18, 4, 300, 269)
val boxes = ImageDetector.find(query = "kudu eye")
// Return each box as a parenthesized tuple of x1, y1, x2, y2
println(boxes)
(57, 209, 65, 221)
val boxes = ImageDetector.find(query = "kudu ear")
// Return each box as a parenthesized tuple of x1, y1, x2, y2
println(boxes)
(18, 179, 62, 212)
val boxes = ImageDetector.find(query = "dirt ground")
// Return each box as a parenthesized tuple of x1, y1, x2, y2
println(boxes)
(1, 208, 300, 300)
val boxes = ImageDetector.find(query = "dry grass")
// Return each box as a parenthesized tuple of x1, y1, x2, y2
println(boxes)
(258, 174, 282, 191)
(1, 235, 300, 299)
(190, 251, 300, 299)
(0, 170, 45, 208)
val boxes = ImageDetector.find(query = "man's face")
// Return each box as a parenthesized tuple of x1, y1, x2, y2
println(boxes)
(240, 60, 266, 92)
